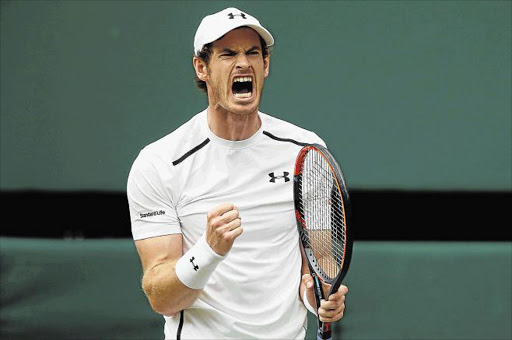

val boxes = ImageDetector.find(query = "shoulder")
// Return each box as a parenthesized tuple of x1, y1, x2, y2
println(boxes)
(133, 111, 208, 169)
(260, 112, 326, 147)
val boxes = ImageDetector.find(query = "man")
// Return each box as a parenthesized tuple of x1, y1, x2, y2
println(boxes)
(127, 7, 348, 339)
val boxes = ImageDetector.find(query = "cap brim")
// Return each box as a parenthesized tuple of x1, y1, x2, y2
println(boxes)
(244, 24, 274, 48)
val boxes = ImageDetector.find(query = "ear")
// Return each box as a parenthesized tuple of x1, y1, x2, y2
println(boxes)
(263, 55, 270, 78)
(193, 56, 208, 81)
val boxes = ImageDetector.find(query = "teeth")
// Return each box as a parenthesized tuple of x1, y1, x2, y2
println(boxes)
(234, 92, 252, 98)
(234, 76, 252, 83)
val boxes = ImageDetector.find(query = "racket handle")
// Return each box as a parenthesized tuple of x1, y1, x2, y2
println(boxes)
(317, 334, 332, 340)
(311, 273, 332, 339)
(317, 322, 332, 339)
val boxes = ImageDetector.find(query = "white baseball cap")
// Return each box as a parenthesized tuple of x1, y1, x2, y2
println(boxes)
(193, 7, 274, 56)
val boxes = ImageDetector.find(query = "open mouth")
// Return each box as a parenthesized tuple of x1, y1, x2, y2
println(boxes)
(232, 76, 253, 99)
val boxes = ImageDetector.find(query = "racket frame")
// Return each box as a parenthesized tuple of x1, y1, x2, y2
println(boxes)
(294, 144, 353, 340)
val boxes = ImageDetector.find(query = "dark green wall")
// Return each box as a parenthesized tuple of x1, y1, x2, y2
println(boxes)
(2, 238, 511, 340)
(1, 1, 510, 191)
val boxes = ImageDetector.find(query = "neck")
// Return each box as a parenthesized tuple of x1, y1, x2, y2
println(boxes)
(207, 106, 261, 141)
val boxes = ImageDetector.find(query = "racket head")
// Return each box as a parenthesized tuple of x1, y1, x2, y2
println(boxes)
(294, 144, 353, 293)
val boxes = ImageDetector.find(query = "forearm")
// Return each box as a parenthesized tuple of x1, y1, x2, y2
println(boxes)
(136, 204, 240, 317)
(142, 259, 201, 317)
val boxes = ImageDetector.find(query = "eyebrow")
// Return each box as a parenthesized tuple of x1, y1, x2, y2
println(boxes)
(219, 45, 261, 54)
(246, 46, 261, 53)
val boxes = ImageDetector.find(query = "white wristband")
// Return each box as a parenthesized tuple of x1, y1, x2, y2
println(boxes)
(175, 235, 226, 290)
(303, 288, 318, 316)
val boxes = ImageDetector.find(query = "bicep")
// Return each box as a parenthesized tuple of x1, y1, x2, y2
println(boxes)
(135, 234, 183, 274)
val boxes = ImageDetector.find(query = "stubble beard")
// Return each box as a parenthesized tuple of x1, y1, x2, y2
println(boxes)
(208, 83, 263, 117)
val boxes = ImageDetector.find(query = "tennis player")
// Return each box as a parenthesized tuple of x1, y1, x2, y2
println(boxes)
(127, 7, 348, 339)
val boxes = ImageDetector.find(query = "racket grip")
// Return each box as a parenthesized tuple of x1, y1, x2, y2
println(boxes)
(312, 273, 332, 340)
(312, 273, 323, 315)
(317, 323, 332, 340)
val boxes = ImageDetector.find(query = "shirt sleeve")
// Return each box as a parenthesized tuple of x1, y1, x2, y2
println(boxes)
(127, 150, 182, 240)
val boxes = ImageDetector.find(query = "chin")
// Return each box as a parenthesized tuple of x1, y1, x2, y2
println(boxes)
(231, 95, 261, 114)
(231, 103, 259, 116)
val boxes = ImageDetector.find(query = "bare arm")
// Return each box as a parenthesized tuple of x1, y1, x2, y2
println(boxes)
(135, 203, 243, 317)
(136, 234, 200, 317)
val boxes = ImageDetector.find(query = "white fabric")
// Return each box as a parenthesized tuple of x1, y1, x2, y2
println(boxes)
(194, 7, 274, 55)
(127, 109, 325, 339)
(175, 235, 226, 290)
(303, 287, 318, 316)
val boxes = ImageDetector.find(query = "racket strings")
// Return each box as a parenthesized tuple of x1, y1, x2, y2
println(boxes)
(299, 151, 346, 281)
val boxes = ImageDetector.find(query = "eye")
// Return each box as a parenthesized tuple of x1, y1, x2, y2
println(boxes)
(220, 51, 236, 58)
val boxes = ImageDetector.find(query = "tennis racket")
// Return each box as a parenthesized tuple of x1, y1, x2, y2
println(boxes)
(293, 144, 353, 340)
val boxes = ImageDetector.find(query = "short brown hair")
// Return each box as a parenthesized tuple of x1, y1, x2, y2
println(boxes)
(194, 32, 270, 93)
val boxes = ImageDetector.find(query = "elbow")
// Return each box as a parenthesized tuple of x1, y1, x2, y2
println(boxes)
(144, 291, 180, 317)
(151, 305, 180, 317)
(149, 298, 180, 317)
(142, 278, 180, 317)
(141, 268, 198, 317)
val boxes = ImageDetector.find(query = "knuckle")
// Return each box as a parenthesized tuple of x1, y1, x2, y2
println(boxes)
(226, 204, 236, 213)
(224, 211, 234, 221)
(210, 216, 221, 227)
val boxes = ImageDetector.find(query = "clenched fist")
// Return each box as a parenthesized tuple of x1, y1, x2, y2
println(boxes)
(205, 203, 243, 256)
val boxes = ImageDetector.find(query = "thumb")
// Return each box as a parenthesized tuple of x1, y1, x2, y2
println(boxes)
(302, 274, 314, 289)
(302, 274, 315, 296)
(302, 274, 318, 311)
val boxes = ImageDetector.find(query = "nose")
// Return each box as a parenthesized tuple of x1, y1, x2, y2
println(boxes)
(235, 53, 251, 70)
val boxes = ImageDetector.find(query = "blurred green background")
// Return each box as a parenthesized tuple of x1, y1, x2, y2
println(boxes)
(2, 238, 511, 340)
(1, 0, 510, 191)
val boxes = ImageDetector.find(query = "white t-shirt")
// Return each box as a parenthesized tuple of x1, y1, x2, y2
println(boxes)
(127, 109, 325, 339)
